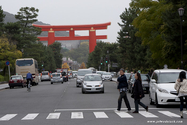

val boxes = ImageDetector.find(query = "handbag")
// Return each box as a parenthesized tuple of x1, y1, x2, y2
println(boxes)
(177, 85, 182, 95)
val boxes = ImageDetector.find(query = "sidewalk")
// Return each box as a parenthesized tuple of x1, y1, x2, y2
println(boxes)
(0, 83, 9, 90)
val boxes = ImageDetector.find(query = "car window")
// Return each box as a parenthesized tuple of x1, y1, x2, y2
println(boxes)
(84, 75, 102, 81)
(42, 72, 48, 75)
(52, 74, 60, 77)
(152, 72, 158, 82)
(141, 74, 150, 81)
(11, 76, 22, 80)
(103, 72, 111, 75)
(78, 70, 92, 76)
(157, 73, 180, 83)
(16, 60, 33, 66)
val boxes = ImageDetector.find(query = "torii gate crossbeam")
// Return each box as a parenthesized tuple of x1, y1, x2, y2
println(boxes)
(33, 22, 111, 53)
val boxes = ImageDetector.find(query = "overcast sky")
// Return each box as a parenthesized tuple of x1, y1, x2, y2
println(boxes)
(1, 0, 132, 43)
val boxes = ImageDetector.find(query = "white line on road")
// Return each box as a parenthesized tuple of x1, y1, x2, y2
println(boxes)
(71, 112, 84, 119)
(21, 113, 39, 120)
(46, 113, 61, 119)
(0, 114, 17, 121)
(139, 111, 158, 118)
(54, 108, 162, 112)
(158, 111, 180, 118)
(115, 111, 133, 118)
(93, 112, 108, 118)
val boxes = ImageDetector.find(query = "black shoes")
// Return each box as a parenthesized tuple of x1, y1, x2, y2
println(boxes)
(132, 111, 139, 113)
(145, 106, 148, 112)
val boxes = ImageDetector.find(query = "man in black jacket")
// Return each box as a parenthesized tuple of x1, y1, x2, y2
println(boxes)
(117, 68, 131, 112)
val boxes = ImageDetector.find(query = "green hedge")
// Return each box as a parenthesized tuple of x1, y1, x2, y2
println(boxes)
(0, 75, 9, 82)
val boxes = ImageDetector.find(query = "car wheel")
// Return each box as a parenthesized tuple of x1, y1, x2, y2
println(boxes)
(155, 94, 160, 108)
(9, 87, 12, 89)
(146, 88, 149, 94)
(76, 84, 79, 87)
(82, 89, 85, 94)
(149, 93, 154, 105)
(22, 85, 24, 88)
(51, 82, 53, 84)
(61, 82, 63, 84)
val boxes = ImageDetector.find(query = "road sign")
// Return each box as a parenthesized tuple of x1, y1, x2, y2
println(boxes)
(5, 61, 10, 66)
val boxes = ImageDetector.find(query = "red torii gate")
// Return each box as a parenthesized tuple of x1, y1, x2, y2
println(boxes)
(33, 22, 111, 53)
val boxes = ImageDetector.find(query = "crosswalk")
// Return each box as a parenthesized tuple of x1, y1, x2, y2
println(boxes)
(0, 111, 185, 121)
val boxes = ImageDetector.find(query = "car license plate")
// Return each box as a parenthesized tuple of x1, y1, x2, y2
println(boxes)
(92, 88, 95, 91)
(175, 97, 180, 101)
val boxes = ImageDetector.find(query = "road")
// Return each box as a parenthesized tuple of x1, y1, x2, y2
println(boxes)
(0, 79, 186, 125)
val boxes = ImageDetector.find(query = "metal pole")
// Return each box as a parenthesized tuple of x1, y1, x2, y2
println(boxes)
(180, 16, 183, 69)
(8, 65, 10, 80)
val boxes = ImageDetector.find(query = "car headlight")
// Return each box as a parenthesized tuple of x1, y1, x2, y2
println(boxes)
(83, 82, 87, 85)
(158, 87, 169, 93)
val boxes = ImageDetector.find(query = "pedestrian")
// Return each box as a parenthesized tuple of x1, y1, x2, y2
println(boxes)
(174, 71, 187, 119)
(117, 68, 131, 112)
(26, 71, 33, 88)
(132, 72, 148, 113)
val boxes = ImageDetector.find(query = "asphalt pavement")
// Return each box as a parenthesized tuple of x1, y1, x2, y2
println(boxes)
(0, 78, 186, 125)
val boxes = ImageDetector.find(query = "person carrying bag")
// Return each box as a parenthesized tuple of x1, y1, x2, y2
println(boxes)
(174, 71, 187, 119)
(132, 72, 148, 113)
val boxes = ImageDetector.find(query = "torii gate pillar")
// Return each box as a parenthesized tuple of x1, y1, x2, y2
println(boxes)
(89, 28, 96, 53)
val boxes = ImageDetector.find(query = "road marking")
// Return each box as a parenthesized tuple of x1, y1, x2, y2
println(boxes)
(46, 113, 61, 119)
(0, 114, 17, 121)
(54, 108, 162, 112)
(71, 112, 84, 119)
(139, 111, 158, 118)
(93, 112, 108, 118)
(158, 111, 180, 118)
(21, 113, 39, 120)
(115, 111, 133, 118)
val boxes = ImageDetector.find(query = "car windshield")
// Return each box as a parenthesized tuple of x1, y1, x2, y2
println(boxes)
(11, 76, 22, 80)
(84, 75, 102, 81)
(78, 70, 92, 76)
(52, 74, 60, 77)
(97, 72, 102, 74)
(42, 72, 48, 75)
(158, 73, 181, 83)
(103, 72, 111, 75)
(141, 74, 150, 81)
(16, 60, 33, 66)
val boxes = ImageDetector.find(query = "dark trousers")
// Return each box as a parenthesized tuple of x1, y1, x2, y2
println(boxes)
(118, 91, 131, 111)
(179, 96, 187, 111)
(26, 79, 32, 88)
(134, 99, 147, 112)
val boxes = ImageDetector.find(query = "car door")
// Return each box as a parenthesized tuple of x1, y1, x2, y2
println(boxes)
(150, 72, 158, 101)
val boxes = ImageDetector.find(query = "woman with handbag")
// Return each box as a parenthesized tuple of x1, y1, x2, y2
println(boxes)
(174, 71, 187, 118)
(132, 72, 148, 113)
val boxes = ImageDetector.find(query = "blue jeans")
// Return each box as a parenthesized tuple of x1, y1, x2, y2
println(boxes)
(134, 99, 147, 112)
(179, 96, 187, 111)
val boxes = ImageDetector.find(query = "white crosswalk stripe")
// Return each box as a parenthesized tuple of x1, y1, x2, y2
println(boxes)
(71, 112, 84, 119)
(158, 111, 180, 118)
(115, 111, 133, 118)
(46, 113, 61, 119)
(22, 113, 39, 120)
(0, 114, 17, 121)
(93, 112, 108, 118)
(139, 111, 158, 118)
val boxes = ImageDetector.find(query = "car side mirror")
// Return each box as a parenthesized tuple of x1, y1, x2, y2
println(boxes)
(151, 79, 156, 83)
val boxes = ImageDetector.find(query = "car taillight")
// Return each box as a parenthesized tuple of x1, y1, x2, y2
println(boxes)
(17, 80, 22, 83)
(9, 80, 14, 83)
(51, 75, 53, 78)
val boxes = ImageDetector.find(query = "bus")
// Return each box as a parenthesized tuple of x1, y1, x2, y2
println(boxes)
(15, 58, 39, 85)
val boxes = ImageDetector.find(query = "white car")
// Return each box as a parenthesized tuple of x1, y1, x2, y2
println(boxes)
(149, 69, 186, 107)
(82, 74, 104, 93)
(102, 72, 112, 81)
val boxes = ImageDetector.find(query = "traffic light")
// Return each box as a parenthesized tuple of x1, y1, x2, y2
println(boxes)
(106, 57, 108, 63)
(100, 60, 103, 65)
(42, 64, 43, 67)
(101, 62, 103, 65)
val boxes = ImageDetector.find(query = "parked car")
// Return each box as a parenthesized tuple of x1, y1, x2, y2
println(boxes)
(9, 75, 26, 88)
(72, 71, 77, 78)
(102, 72, 112, 81)
(41, 71, 51, 81)
(128, 74, 135, 93)
(149, 69, 186, 107)
(82, 74, 104, 93)
(76, 69, 92, 87)
(51, 73, 63, 84)
(96, 71, 104, 76)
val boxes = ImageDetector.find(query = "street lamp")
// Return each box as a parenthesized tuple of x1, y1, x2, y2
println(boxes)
(178, 8, 184, 69)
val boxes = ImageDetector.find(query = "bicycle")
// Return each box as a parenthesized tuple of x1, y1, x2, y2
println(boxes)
(27, 80, 31, 92)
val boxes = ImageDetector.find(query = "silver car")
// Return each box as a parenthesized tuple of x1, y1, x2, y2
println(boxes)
(102, 72, 112, 81)
(82, 74, 104, 93)
(51, 73, 63, 84)
(76, 69, 92, 87)
(41, 71, 50, 81)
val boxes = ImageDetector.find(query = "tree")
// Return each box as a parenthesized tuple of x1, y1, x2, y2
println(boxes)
(49, 42, 63, 69)
(80, 62, 86, 69)
(0, 6, 5, 36)
(15, 7, 42, 51)
(0, 36, 22, 75)
(62, 63, 70, 70)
